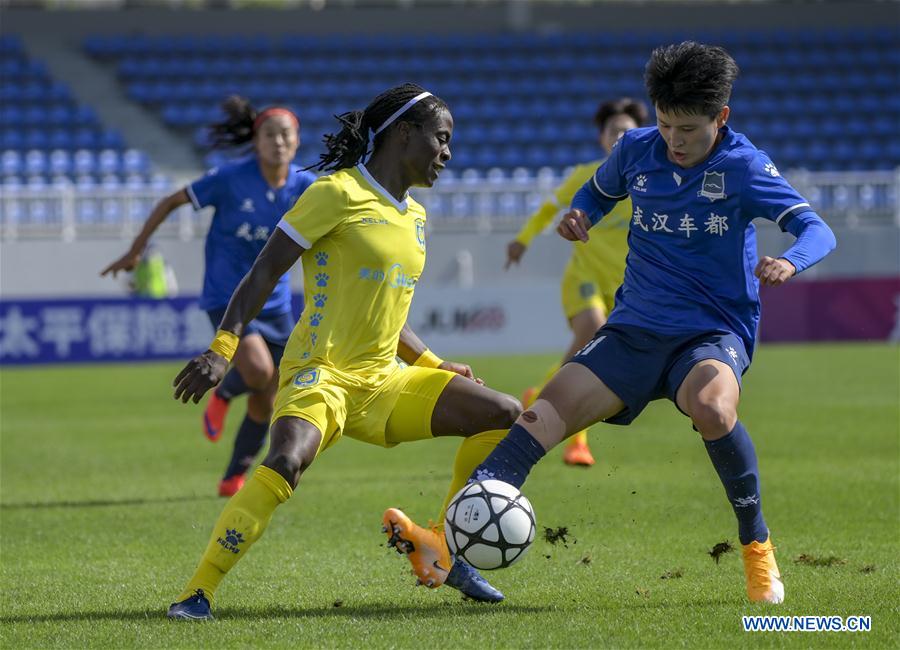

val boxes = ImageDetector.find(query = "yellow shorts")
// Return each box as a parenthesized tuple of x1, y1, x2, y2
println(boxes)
(560, 254, 618, 321)
(271, 362, 456, 457)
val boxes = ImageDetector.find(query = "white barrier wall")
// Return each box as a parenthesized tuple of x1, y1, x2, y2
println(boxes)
(407, 283, 570, 356)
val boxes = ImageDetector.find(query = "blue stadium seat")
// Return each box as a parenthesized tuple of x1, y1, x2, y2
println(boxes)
(48, 149, 71, 175)
(1, 151, 22, 177)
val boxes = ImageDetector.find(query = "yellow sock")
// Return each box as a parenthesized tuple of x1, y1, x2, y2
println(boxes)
(568, 430, 588, 446)
(176, 465, 292, 604)
(435, 429, 507, 533)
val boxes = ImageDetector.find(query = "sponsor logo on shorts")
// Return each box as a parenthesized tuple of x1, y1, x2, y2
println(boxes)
(293, 368, 320, 387)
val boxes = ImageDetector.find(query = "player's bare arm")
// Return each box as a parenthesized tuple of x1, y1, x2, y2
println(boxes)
(100, 189, 190, 277)
(557, 208, 591, 242)
(754, 256, 796, 286)
(173, 229, 304, 403)
(397, 322, 479, 382)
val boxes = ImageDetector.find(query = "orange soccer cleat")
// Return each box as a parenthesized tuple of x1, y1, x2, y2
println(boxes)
(563, 437, 595, 467)
(382, 508, 451, 588)
(203, 392, 230, 442)
(521, 386, 538, 409)
(742, 536, 785, 603)
(218, 474, 245, 497)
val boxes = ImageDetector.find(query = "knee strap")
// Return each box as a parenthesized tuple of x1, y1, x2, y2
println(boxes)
(518, 398, 567, 446)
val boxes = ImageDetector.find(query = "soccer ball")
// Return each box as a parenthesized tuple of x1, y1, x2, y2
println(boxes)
(444, 479, 536, 570)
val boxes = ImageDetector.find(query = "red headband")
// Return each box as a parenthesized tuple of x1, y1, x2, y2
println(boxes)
(253, 108, 299, 132)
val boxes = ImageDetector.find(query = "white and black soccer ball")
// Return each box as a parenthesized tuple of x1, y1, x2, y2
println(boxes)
(444, 479, 536, 570)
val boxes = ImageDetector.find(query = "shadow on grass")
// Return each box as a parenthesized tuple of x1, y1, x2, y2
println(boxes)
(1, 603, 550, 624)
(0, 494, 220, 510)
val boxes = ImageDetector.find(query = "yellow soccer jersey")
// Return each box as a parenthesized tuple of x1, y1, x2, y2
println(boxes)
(277, 165, 427, 383)
(515, 160, 632, 297)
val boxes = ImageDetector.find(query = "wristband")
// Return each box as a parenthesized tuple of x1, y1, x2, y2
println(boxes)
(209, 329, 239, 362)
(413, 348, 444, 369)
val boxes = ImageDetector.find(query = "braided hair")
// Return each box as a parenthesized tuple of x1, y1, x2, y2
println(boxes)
(207, 95, 299, 150)
(311, 83, 449, 172)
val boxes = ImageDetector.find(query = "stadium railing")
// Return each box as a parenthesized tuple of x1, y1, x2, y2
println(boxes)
(1, 169, 898, 241)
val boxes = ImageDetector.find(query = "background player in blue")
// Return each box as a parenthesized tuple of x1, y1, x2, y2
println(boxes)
(102, 96, 316, 497)
(459, 42, 836, 604)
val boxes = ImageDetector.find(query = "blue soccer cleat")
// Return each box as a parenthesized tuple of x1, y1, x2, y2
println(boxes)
(446, 557, 505, 603)
(167, 589, 213, 620)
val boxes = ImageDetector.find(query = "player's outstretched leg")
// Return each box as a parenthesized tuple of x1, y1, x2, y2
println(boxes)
(168, 417, 320, 619)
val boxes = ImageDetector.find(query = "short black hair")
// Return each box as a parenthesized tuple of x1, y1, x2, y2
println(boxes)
(312, 83, 449, 172)
(593, 97, 649, 131)
(644, 41, 739, 118)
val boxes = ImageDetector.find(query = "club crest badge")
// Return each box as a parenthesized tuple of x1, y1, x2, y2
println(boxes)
(698, 171, 726, 201)
(293, 368, 320, 388)
(415, 218, 426, 250)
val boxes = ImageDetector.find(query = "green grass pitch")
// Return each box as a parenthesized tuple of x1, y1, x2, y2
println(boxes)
(1, 343, 898, 648)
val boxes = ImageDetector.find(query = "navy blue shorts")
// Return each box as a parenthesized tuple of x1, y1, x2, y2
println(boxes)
(206, 307, 294, 366)
(569, 324, 750, 425)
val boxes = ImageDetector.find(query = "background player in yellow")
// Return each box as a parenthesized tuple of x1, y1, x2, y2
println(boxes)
(167, 84, 522, 620)
(504, 98, 648, 466)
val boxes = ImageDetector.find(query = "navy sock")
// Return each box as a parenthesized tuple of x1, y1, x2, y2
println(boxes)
(704, 421, 768, 545)
(471, 423, 546, 488)
(216, 367, 249, 401)
(223, 415, 269, 479)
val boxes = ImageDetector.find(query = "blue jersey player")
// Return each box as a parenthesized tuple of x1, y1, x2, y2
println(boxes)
(423, 42, 836, 604)
(102, 96, 316, 496)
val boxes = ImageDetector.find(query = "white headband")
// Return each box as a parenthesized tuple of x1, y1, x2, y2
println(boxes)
(365, 91, 433, 161)
(373, 91, 433, 136)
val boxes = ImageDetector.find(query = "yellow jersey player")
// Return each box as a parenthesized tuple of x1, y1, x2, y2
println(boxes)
(505, 98, 648, 466)
(167, 84, 522, 620)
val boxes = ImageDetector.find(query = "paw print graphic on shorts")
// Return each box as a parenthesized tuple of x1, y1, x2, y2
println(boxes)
(315, 272, 329, 287)
(313, 293, 327, 308)
(309, 313, 323, 327)
(315, 251, 329, 266)
(310, 333, 318, 346)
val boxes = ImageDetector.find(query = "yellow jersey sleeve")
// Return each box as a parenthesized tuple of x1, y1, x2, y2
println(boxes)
(277, 175, 347, 249)
(514, 161, 604, 246)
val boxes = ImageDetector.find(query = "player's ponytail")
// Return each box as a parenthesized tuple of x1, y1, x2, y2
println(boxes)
(311, 83, 448, 173)
(311, 109, 369, 172)
(208, 95, 258, 149)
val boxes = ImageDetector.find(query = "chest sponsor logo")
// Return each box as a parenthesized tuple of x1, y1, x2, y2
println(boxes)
(698, 171, 726, 201)
(293, 368, 320, 388)
(235, 222, 270, 242)
(239, 198, 255, 212)
(632, 174, 648, 193)
(360, 215, 389, 225)
(358, 263, 418, 289)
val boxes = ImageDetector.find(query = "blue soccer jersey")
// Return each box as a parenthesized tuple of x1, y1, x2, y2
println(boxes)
(574, 126, 830, 356)
(187, 156, 317, 311)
